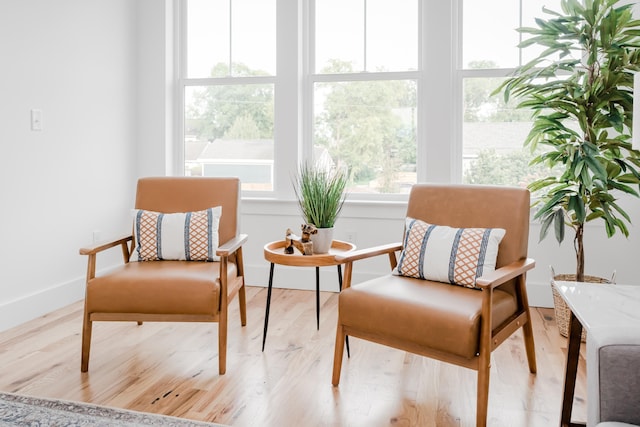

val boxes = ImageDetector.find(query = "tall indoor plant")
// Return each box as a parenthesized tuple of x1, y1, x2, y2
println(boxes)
(497, 0, 640, 283)
(292, 161, 348, 253)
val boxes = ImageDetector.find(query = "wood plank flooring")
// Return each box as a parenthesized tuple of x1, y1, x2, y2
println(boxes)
(0, 286, 586, 426)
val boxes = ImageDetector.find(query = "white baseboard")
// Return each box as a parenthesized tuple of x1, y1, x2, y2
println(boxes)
(0, 277, 85, 333)
(0, 265, 123, 333)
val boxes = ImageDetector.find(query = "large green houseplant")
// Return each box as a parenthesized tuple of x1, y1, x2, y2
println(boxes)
(292, 161, 348, 253)
(497, 0, 640, 284)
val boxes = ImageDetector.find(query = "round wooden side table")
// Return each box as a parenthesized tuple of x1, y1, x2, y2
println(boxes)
(262, 239, 356, 351)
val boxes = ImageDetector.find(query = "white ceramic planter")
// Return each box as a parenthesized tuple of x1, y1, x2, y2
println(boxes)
(311, 227, 333, 254)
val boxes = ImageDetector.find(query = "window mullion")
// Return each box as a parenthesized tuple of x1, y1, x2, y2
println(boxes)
(302, 0, 314, 165)
(363, 0, 367, 72)
(183, 76, 277, 86)
(311, 71, 419, 83)
(272, 0, 302, 199)
(423, 0, 455, 183)
(228, 0, 233, 75)
(176, 0, 188, 176)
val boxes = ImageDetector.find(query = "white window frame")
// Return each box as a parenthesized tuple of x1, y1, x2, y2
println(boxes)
(176, 0, 462, 202)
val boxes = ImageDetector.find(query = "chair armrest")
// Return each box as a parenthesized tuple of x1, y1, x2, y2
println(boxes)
(334, 242, 403, 291)
(217, 234, 248, 257)
(475, 258, 535, 290)
(79, 235, 133, 256)
(80, 234, 133, 282)
(334, 242, 403, 263)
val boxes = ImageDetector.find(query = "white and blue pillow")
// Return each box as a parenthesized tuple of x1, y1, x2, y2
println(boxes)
(131, 206, 221, 262)
(394, 217, 505, 288)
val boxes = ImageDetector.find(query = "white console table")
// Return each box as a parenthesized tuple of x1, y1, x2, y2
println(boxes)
(553, 281, 640, 427)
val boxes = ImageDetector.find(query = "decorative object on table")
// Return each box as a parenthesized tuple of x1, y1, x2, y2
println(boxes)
(292, 161, 348, 254)
(284, 224, 317, 255)
(495, 0, 640, 336)
(262, 239, 356, 351)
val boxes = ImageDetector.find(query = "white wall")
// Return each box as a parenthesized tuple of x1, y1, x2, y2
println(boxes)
(1, 0, 639, 332)
(0, 0, 138, 331)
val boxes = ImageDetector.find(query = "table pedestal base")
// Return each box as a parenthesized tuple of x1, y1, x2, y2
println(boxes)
(261, 263, 350, 357)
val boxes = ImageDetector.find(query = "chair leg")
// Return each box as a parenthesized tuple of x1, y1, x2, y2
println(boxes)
(235, 248, 247, 327)
(476, 356, 490, 427)
(81, 315, 92, 372)
(332, 322, 346, 386)
(238, 283, 247, 327)
(219, 315, 228, 375)
(522, 317, 537, 374)
(517, 277, 537, 374)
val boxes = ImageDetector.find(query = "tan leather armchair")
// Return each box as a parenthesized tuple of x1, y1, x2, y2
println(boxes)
(79, 177, 247, 375)
(332, 184, 537, 427)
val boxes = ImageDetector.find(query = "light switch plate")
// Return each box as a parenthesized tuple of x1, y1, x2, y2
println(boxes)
(31, 109, 42, 131)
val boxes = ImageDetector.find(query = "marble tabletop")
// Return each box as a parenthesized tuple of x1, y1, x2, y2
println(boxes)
(553, 281, 640, 334)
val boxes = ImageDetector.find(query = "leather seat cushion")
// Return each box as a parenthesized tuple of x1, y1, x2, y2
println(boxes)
(86, 261, 236, 315)
(339, 274, 518, 360)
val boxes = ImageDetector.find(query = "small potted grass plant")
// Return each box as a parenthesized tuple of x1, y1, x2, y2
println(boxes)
(293, 161, 348, 253)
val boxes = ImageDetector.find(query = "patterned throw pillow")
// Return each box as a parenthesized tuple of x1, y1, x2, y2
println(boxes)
(132, 206, 222, 262)
(394, 217, 505, 288)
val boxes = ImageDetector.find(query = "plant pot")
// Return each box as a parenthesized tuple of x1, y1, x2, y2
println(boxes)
(311, 227, 333, 254)
(550, 267, 615, 342)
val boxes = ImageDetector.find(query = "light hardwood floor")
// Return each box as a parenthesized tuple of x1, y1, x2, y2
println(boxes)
(0, 286, 586, 426)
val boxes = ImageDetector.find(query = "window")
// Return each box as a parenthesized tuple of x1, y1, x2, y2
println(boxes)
(180, 0, 419, 197)
(179, 0, 557, 197)
(460, 0, 563, 187)
(182, 0, 276, 191)
(311, 0, 418, 194)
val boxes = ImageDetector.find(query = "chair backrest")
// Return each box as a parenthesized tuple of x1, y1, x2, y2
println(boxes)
(405, 183, 530, 269)
(135, 177, 240, 245)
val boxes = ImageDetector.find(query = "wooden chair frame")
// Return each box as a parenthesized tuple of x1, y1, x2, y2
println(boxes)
(80, 194, 247, 375)
(80, 176, 248, 375)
